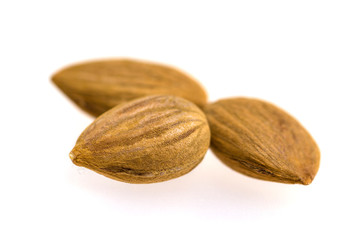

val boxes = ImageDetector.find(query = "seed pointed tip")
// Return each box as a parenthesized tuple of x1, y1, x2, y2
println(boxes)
(50, 73, 59, 84)
(69, 151, 76, 160)
(299, 175, 314, 185)
(69, 150, 81, 166)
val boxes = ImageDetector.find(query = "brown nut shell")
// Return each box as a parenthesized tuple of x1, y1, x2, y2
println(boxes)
(70, 95, 211, 184)
(52, 59, 207, 116)
(204, 97, 320, 185)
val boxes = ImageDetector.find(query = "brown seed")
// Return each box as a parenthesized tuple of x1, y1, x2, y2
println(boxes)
(51, 59, 207, 116)
(204, 97, 320, 185)
(70, 95, 211, 184)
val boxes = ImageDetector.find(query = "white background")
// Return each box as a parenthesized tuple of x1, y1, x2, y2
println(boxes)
(1, 1, 359, 239)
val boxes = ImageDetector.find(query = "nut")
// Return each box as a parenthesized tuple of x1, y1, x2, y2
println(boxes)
(52, 59, 207, 116)
(70, 95, 211, 183)
(204, 97, 320, 185)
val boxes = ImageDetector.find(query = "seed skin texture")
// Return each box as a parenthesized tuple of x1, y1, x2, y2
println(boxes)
(70, 95, 211, 184)
(52, 59, 207, 116)
(204, 98, 320, 185)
